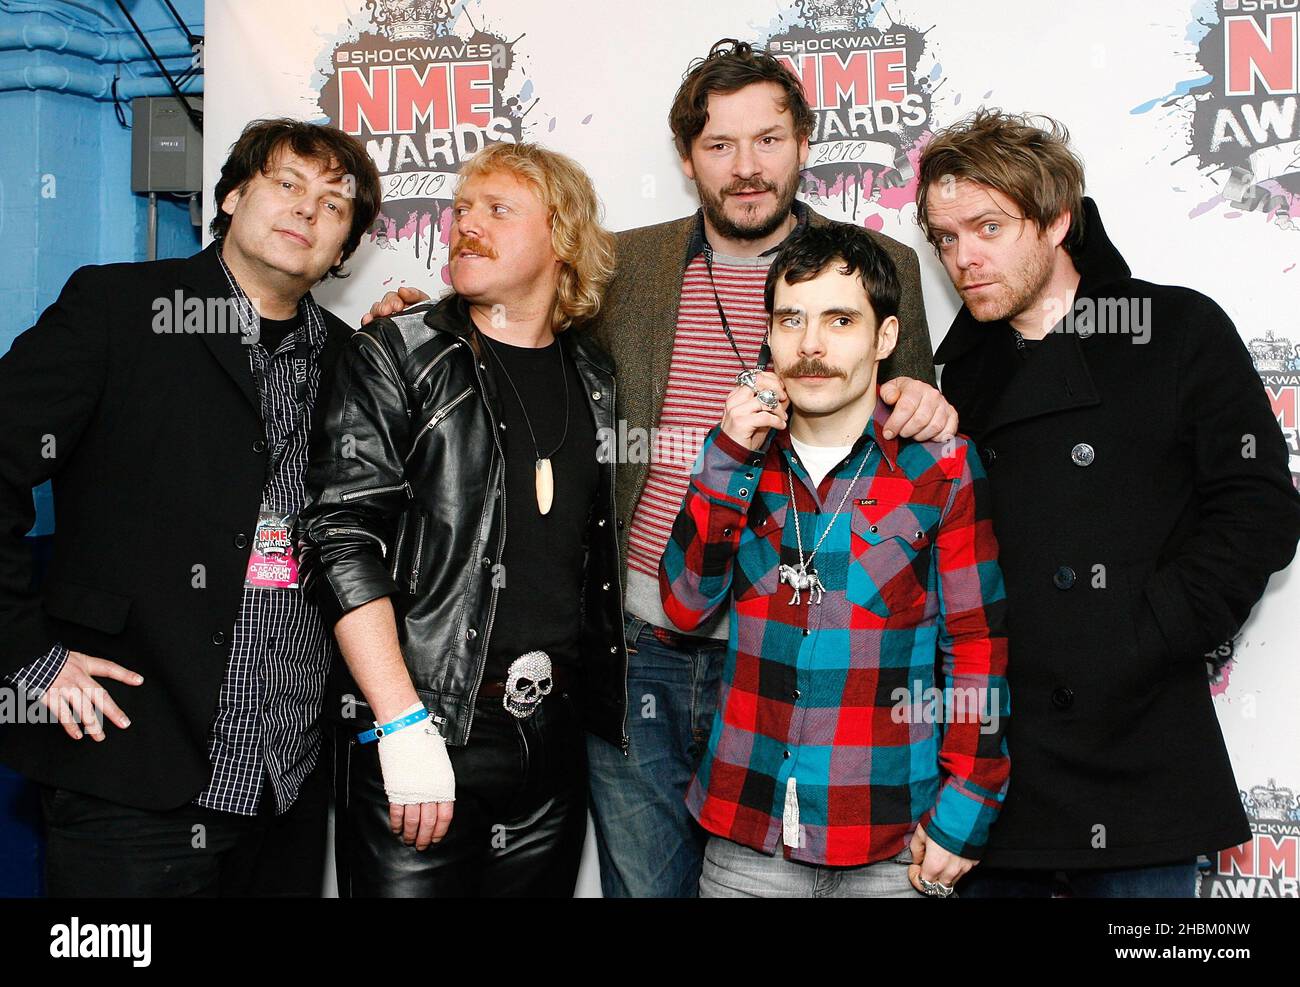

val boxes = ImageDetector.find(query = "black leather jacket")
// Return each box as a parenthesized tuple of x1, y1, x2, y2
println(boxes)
(301, 294, 628, 750)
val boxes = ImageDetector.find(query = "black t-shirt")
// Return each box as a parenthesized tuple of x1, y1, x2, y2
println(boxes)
(258, 314, 300, 354)
(1013, 327, 1044, 359)
(481, 334, 598, 681)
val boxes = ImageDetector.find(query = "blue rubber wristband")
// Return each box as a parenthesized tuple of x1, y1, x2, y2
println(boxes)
(357, 707, 430, 744)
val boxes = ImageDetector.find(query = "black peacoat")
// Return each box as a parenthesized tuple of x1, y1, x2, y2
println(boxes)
(935, 198, 1300, 869)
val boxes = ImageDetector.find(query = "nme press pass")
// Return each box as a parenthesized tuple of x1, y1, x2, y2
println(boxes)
(49, 918, 151, 967)
(245, 506, 299, 589)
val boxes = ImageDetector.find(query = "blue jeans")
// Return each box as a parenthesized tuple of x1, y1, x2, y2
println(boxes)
(585, 615, 726, 897)
(700, 836, 927, 898)
(959, 860, 1198, 898)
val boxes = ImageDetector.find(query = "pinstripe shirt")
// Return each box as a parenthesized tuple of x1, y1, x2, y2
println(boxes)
(192, 257, 335, 815)
(659, 397, 1010, 866)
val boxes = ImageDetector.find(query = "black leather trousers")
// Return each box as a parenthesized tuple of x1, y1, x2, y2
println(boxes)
(333, 690, 588, 897)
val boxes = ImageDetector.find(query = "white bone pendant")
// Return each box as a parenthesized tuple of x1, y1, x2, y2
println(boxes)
(535, 458, 554, 515)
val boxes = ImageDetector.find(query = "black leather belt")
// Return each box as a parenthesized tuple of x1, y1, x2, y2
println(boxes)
(477, 664, 572, 699)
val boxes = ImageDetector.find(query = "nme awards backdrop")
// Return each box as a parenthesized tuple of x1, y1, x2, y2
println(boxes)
(206, 0, 1300, 897)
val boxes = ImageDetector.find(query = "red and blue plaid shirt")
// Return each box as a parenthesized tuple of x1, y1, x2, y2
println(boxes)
(659, 397, 1010, 866)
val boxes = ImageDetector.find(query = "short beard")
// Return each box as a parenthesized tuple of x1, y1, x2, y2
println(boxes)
(973, 239, 1055, 327)
(696, 170, 801, 243)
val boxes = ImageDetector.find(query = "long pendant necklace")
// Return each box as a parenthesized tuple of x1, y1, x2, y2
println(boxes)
(481, 333, 570, 515)
(780, 444, 872, 605)
(703, 246, 772, 389)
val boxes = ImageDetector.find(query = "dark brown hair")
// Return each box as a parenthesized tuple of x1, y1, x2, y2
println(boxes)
(916, 108, 1087, 256)
(209, 118, 382, 279)
(668, 38, 814, 159)
(765, 222, 899, 324)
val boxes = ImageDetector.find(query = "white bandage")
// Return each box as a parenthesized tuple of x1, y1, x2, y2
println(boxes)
(375, 702, 455, 804)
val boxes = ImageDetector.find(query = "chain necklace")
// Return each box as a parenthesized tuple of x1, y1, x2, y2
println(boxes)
(780, 443, 872, 605)
(702, 246, 771, 385)
(480, 333, 570, 515)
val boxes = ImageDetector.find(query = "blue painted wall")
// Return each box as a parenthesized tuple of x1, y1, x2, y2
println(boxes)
(0, 0, 205, 898)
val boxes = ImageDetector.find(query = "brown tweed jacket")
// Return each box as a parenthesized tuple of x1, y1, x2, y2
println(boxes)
(586, 206, 936, 570)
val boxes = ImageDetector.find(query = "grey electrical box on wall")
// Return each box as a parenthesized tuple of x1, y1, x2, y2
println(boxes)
(131, 96, 204, 193)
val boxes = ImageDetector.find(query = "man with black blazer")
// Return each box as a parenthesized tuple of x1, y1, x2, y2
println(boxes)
(917, 109, 1300, 896)
(0, 118, 381, 897)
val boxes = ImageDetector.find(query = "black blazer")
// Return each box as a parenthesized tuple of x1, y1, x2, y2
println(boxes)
(935, 199, 1300, 868)
(0, 243, 350, 810)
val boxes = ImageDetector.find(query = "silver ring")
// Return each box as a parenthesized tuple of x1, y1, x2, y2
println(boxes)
(755, 388, 779, 410)
(919, 877, 954, 898)
(736, 369, 760, 391)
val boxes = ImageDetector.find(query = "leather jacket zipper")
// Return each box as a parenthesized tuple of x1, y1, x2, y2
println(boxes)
(404, 387, 474, 463)
(389, 511, 409, 582)
(339, 479, 412, 503)
(408, 513, 427, 594)
(320, 526, 388, 558)
(412, 341, 462, 392)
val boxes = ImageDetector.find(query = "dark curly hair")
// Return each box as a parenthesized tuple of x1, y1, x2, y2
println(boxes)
(668, 38, 815, 159)
(209, 118, 382, 279)
(765, 222, 900, 325)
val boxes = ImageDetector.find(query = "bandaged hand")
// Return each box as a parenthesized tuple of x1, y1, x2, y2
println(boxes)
(376, 702, 455, 805)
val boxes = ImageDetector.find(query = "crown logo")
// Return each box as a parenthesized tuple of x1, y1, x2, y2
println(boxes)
(1246, 779, 1297, 821)
(1246, 330, 1298, 373)
(799, 0, 862, 33)
(371, 0, 449, 42)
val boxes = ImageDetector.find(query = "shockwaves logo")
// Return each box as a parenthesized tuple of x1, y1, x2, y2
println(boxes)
(1205, 632, 1241, 695)
(1201, 778, 1300, 897)
(1159, 1, 1300, 229)
(762, 0, 937, 227)
(315, 0, 531, 266)
(1247, 328, 1300, 489)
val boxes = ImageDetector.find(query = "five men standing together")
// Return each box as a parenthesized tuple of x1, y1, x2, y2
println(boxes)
(0, 37, 1296, 899)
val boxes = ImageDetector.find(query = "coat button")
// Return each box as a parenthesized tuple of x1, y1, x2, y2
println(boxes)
(1051, 687, 1075, 709)
(792, 689, 801, 700)
(981, 447, 997, 466)
(252, 439, 267, 454)
(481, 557, 491, 569)
(783, 750, 791, 759)
(602, 582, 611, 591)
(597, 518, 606, 527)
(591, 390, 602, 401)
(1071, 443, 1095, 467)
(466, 628, 477, 640)
(211, 631, 226, 645)
(738, 488, 749, 497)
(233, 533, 249, 549)
(1053, 565, 1076, 590)
(617, 518, 625, 530)
(610, 646, 618, 654)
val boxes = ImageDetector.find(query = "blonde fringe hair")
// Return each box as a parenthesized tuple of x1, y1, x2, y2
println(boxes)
(456, 142, 617, 330)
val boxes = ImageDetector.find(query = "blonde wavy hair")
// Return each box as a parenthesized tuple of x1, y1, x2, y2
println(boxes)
(456, 142, 617, 331)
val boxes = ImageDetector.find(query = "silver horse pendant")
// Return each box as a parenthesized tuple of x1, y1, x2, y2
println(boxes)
(779, 563, 825, 605)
